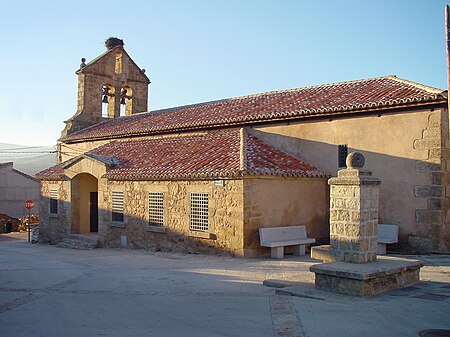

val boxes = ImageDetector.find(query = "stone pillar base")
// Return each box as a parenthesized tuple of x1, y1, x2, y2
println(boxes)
(310, 256, 423, 297)
(311, 245, 335, 262)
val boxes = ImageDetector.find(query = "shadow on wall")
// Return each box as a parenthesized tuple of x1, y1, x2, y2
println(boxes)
(251, 129, 446, 252)
(39, 196, 247, 257)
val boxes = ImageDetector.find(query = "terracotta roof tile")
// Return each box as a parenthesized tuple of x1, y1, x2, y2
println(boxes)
(61, 76, 446, 143)
(37, 128, 328, 181)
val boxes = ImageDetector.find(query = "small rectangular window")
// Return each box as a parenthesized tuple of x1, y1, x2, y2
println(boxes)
(115, 52, 123, 74)
(149, 192, 164, 226)
(112, 191, 124, 222)
(190, 193, 209, 232)
(338, 144, 348, 168)
(49, 189, 58, 214)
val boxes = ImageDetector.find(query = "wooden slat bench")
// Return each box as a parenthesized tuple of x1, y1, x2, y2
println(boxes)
(259, 225, 316, 259)
(377, 224, 399, 254)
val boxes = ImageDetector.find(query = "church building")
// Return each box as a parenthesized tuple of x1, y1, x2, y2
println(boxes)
(36, 38, 450, 256)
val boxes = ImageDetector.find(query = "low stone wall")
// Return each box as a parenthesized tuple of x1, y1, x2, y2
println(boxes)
(102, 179, 245, 256)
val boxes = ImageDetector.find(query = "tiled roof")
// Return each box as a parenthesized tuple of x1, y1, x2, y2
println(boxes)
(61, 75, 446, 143)
(36, 128, 328, 181)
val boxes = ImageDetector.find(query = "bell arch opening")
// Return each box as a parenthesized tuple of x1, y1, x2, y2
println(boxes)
(120, 85, 132, 116)
(101, 84, 116, 118)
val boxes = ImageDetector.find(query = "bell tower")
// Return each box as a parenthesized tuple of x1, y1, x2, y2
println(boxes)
(61, 37, 151, 138)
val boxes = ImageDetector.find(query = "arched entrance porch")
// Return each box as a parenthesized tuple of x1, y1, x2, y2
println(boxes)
(71, 173, 98, 234)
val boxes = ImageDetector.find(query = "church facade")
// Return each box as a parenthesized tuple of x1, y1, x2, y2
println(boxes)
(36, 39, 450, 256)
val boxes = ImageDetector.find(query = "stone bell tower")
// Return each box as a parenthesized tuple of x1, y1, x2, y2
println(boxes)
(61, 37, 151, 138)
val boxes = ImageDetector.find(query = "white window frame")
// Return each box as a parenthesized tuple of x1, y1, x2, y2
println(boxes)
(148, 192, 165, 227)
(189, 192, 209, 232)
(111, 191, 124, 223)
(49, 189, 58, 215)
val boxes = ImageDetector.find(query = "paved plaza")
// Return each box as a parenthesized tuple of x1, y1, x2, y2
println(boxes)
(0, 233, 449, 337)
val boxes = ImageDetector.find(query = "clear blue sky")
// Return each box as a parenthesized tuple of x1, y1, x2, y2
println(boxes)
(0, 0, 448, 146)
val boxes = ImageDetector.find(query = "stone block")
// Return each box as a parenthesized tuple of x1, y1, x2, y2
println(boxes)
(361, 211, 370, 221)
(368, 252, 377, 261)
(361, 187, 371, 198)
(330, 210, 350, 221)
(351, 238, 369, 251)
(369, 238, 378, 251)
(428, 148, 441, 163)
(414, 185, 443, 198)
(345, 223, 363, 237)
(371, 188, 379, 198)
(415, 210, 443, 224)
(351, 211, 360, 222)
(413, 138, 440, 150)
(366, 223, 374, 236)
(428, 112, 441, 127)
(332, 198, 346, 209)
(331, 186, 354, 197)
(338, 238, 351, 251)
(370, 211, 378, 221)
(335, 225, 346, 236)
(408, 235, 435, 252)
(427, 198, 443, 210)
(422, 127, 441, 139)
(343, 252, 368, 264)
(346, 198, 360, 209)
(363, 199, 372, 208)
(415, 161, 441, 172)
(431, 172, 443, 185)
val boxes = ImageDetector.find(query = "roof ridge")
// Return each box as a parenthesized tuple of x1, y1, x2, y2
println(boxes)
(385, 75, 446, 95)
(148, 75, 442, 114)
(228, 75, 399, 101)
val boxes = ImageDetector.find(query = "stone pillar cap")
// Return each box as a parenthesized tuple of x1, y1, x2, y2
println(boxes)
(346, 152, 365, 169)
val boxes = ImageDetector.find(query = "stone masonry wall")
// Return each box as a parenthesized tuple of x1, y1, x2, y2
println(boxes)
(102, 179, 245, 256)
(39, 180, 71, 243)
(413, 109, 450, 252)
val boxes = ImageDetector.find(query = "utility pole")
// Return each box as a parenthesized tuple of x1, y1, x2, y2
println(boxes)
(446, 5, 450, 113)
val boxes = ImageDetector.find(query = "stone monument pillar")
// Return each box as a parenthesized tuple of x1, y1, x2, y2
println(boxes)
(310, 152, 423, 296)
(328, 152, 380, 263)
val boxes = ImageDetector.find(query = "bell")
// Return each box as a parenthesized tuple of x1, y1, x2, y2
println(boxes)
(102, 95, 109, 103)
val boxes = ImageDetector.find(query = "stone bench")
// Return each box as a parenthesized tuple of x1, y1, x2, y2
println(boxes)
(377, 224, 399, 254)
(259, 225, 315, 259)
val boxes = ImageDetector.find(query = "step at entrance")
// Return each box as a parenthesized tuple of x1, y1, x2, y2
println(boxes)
(57, 234, 100, 250)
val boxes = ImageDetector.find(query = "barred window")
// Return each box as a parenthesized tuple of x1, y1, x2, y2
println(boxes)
(112, 191, 124, 222)
(149, 192, 164, 226)
(190, 193, 209, 232)
(49, 189, 58, 214)
(338, 144, 348, 168)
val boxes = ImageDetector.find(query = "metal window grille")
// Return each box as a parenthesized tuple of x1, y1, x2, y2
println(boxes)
(149, 192, 164, 226)
(112, 191, 124, 222)
(49, 189, 58, 214)
(190, 193, 209, 232)
(338, 144, 348, 168)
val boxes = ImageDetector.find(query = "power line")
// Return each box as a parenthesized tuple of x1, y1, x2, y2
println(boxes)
(0, 151, 57, 154)
(0, 146, 55, 151)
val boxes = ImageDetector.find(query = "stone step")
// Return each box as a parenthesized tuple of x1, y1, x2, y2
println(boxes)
(57, 234, 100, 250)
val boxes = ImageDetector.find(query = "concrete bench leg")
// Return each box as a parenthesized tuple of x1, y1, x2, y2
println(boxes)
(271, 247, 284, 259)
(377, 243, 387, 254)
(293, 245, 306, 256)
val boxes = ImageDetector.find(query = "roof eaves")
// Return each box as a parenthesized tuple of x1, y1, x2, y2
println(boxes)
(61, 97, 448, 144)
